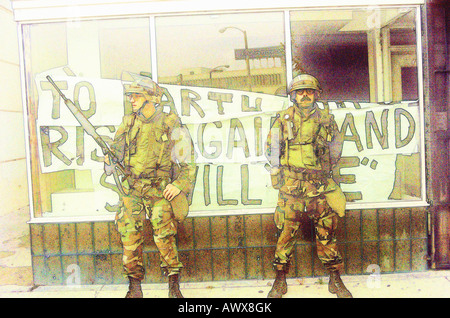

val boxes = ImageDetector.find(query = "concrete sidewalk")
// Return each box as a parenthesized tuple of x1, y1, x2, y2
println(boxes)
(0, 270, 448, 298)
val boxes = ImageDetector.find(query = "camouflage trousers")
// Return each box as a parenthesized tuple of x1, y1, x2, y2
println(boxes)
(115, 178, 182, 281)
(273, 189, 343, 272)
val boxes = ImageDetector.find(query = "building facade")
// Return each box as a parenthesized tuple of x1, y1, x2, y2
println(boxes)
(8, 0, 450, 286)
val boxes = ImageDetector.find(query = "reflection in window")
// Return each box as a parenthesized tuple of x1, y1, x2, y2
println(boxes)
(21, 6, 425, 218)
(26, 18, 151, 81)
(290, 8, 418, 103)
(27, 23, 68, 76)
(289, 7, 422, 203)
(99, 19, 151, 80)
(24, 18, 152, 218)
(156, 12, 287, 95)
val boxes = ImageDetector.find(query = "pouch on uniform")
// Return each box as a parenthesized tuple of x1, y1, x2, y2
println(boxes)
(302, 178, 346, 217)
(323, 178, 346, 217)
(274, 199, 286, 230)
(170, 192, 189, 223)
(270, 167, 282, 189)
(300, 144, 318, 167)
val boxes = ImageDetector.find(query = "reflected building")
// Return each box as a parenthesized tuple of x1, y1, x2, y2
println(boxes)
(159, 45, 287, 96)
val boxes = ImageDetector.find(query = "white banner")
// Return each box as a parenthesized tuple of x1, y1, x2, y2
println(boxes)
(34, 68, 422, 215)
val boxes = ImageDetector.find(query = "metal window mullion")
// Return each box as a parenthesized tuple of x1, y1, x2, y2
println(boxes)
(284, 10, 293, 81)
(149, 16, 158, 81)
(415, 5, 427, 205)
(17, 23, 36, 221)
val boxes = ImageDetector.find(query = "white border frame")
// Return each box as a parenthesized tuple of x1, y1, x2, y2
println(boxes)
(14, 1, 428, 223)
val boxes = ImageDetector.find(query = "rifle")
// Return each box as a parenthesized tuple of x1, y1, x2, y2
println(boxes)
(46, 75, 128, 196)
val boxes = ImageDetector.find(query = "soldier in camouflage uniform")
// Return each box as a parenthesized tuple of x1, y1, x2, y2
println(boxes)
(265, 74, 352, 298)
(105, 74, 196, 298)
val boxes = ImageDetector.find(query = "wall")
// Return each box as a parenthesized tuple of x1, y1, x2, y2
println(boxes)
(0, 0, 32, 286)
(2, 0, 435, 287)
(29, 208, 428, 285)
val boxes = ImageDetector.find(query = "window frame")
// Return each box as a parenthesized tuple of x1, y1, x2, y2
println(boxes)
(15, 1, 427, 223)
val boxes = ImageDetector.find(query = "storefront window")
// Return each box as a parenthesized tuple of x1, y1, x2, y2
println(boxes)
(22, 5, 425, 220)
(154, 12, 287, 215)
(290, 7, 422, 204)
(156, 12, 286, 94)
(23, 18, 151, 218)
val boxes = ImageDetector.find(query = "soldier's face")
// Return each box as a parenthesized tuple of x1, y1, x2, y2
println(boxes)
(294, 89, 316, 108)
(127, 93, 147, 112)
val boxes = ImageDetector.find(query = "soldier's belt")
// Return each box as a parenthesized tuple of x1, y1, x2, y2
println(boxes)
(282, 167, 329, 181)
(130, 170, 171, 180)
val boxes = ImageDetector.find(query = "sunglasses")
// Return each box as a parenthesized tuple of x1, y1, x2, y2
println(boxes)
(296, 88, 316, 95)
(126, 93, 145, 100)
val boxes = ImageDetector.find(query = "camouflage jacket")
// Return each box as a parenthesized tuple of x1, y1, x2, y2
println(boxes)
(265, 104, 342, 173)
(111, 107, 197, 194)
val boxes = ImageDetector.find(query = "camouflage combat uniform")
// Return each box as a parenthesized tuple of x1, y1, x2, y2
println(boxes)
(112, 106, 196, 280)
(266, 103, 346, 272)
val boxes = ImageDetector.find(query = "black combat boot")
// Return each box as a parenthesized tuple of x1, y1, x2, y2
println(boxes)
(328, 269, 353, 298)
(125, 277, 143, 298)
(267, 269, 288, 298)
(168, 274, 184, 298)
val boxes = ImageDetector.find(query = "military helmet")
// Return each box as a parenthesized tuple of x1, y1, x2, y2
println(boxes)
(123, 73, 163, 104)
(288, 74, 322, 101)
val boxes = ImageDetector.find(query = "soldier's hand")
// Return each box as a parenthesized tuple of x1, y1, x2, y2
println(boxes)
(104, 154, 114, 176)
(163, 184, 181, 201)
